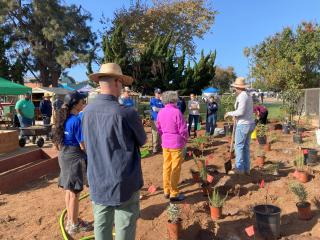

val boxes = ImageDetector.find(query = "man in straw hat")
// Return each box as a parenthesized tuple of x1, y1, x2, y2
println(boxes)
(82, 63, 147, 240)
(224, 77, 255, 175)
(40, 92, 53, 125)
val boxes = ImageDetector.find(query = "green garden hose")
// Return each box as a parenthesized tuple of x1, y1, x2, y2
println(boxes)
(59, 193, 94, 240)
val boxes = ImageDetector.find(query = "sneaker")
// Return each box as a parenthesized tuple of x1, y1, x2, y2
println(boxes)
(170, 194, 186, 202)
(67, 219, 93, 235)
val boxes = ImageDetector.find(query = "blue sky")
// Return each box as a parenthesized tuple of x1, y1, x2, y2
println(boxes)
(65, 0, 320, 82)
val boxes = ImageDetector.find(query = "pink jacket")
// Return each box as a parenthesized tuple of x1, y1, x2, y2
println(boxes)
(156, 104, 188, 149)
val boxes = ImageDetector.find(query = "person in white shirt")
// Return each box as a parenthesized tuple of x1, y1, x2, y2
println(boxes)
(188, 93, 200, 138)
(225, 77, 255, 175)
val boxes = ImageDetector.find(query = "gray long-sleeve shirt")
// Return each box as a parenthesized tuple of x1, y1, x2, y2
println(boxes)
(226, 91, 254, 125)
(82, 94, 147, 206)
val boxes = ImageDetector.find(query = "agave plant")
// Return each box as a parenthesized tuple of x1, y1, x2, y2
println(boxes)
(208, 188, 228, 208)
(167, 203, 181, 224)
(289, 182, 308, 203)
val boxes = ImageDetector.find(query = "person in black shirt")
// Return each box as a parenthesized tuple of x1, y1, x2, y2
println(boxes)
(39, 93, 53, 125)
(206, 96, 218, 136)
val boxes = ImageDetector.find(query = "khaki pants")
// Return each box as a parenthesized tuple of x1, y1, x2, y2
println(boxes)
(151, 121, 161, 153)
(162, 148, 183, 198)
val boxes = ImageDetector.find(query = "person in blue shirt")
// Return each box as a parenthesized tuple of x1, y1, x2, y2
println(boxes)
(150, 88, 164, 153)
(119, 86, 135, 108)
(53, 91, 92, 235)
(39, 92, 53, 125)
(206, 96, 219, 136)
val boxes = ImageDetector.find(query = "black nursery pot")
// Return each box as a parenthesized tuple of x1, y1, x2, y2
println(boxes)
(254, 204, 281, 240)
(293, 134, 303, 144)
(307, 149, 318, 164)
(283, 124, 290, 134)
(223, 124, 233, 136)
(257, 136, 267, 145)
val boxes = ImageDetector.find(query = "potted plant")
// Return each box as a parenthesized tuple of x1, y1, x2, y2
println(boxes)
(289, 182, 312, 220)
(265, 132, 277, 151)
(293, 156, 309, 183)
(265, 162, 280, 176)
(256, 123, 268, 145)
(166, 203, 182, 240)
(221, 95, 236, 136)
(193, 136, 208, 156)
(199, 161, 211, 197)
(208, 188, 228, 220)
(255, 148, 266, 167)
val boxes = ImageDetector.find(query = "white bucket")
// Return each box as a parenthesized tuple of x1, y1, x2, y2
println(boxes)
(316, 129, 320, 146)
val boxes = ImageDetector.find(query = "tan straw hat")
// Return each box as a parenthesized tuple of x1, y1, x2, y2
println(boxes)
(89, 63, 133, 85)
(231, 77, 249, 89)
(44, 92, 52, 98)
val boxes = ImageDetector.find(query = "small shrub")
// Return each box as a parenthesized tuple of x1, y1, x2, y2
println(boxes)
(256, 123, 268, 137)
(167, 203, 181, 224)
(290, 182, 308, 203)
(208, 188, 228, 208)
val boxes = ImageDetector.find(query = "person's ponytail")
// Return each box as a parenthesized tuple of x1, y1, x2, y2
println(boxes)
(52, 104, 70, 149)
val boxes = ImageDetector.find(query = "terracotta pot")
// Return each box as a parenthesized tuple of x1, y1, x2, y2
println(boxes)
(296, 202, 312, 220)
(191, 171, 200, 183)
(255, 156, 265, 167)
(210, 206, 222, 220)
(167, 219, 182, 240)
(264, 143, 271, 152)
(297, 170, 309, 183)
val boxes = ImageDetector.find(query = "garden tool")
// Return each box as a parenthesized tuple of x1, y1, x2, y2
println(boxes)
(225, 118, 236, 174)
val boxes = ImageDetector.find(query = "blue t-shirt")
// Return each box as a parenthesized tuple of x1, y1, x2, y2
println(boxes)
(63, 114, 83, 146)
(150, 97, 164, 121)
(120, 97, 135, 107)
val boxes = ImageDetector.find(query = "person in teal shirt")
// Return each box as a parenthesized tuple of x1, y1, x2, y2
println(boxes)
(15, 92, 35, 127)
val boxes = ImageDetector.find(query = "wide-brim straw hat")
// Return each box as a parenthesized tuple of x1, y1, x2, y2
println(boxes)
(89, 63, 133, 86)
(231, 77, 249, 89)
(44, 92, 52, 98)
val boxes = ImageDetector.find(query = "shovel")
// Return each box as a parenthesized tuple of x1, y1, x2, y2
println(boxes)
(225, 119, 236, 174)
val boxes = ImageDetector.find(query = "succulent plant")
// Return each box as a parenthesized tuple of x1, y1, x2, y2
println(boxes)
(208, 188, 228, 208)
(167, 203, 181, 224)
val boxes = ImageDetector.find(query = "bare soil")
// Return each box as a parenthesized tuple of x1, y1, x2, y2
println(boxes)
(1, 123, 320, 240)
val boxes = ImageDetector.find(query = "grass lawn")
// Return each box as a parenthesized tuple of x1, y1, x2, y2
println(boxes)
(265, 102, 282, 120)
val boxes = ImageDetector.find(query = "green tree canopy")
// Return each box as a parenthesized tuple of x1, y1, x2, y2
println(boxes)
(213, 66, 236, 93)
(107, 0, 216, 55)
(247, 22, 320, 91)
(0, 0, 96, 87)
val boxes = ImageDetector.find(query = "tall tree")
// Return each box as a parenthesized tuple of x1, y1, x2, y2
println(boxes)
(107, 0, 216, 55)
(0, 0, 96, 87)
(213, 66, 236, 93)
(247, 22, 320, 91)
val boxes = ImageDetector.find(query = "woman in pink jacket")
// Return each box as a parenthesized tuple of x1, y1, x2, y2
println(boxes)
(157, 91, 188, 201)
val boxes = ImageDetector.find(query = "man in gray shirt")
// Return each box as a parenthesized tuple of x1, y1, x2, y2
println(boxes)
(225, 77, 255, 175)
(83, 63, 147, 240)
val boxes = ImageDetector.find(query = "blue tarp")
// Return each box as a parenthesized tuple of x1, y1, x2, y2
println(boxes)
(59, 83, 75, 91)
(202, 87, 219, 94)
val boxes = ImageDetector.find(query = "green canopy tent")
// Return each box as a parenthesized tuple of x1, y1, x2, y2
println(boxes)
(0, 77, 31, 95)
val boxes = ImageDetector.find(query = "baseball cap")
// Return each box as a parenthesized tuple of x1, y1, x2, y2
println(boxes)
(154, 88, 162, 94)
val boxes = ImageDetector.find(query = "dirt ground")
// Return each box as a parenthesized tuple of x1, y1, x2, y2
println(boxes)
(1, 122, 320, 240)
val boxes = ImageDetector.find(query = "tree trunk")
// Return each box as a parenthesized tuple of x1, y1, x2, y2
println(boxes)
(50, 69, 61, 87)
(39, 66, 50, 87)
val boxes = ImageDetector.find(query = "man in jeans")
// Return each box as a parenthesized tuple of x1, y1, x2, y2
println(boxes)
(225, 77, 255, 175)
(15, 92, 35, 127)
(83, 63, 147, 240)
(150, 88, 164, 154)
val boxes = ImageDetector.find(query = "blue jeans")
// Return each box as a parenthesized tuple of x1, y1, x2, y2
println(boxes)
(235, 123, 255, 173)
(17, 115, 33, 128)
(206, 114, 216, 135)
(188, 115, 199, 136)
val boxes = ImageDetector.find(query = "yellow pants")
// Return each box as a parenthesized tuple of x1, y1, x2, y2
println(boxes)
(163, 148, 183, 198)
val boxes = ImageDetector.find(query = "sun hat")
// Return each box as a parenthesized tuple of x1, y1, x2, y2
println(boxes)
(64, 91, 86, 109)
(44, 92, 52, 98)
(124, 86, 131, 92)
(154, 88, 162, 94)
(89, 63, 133, 86)
(231, 77, 249, 89)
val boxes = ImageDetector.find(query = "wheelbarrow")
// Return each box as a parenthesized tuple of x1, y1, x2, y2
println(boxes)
(19, 125, 52, 148)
